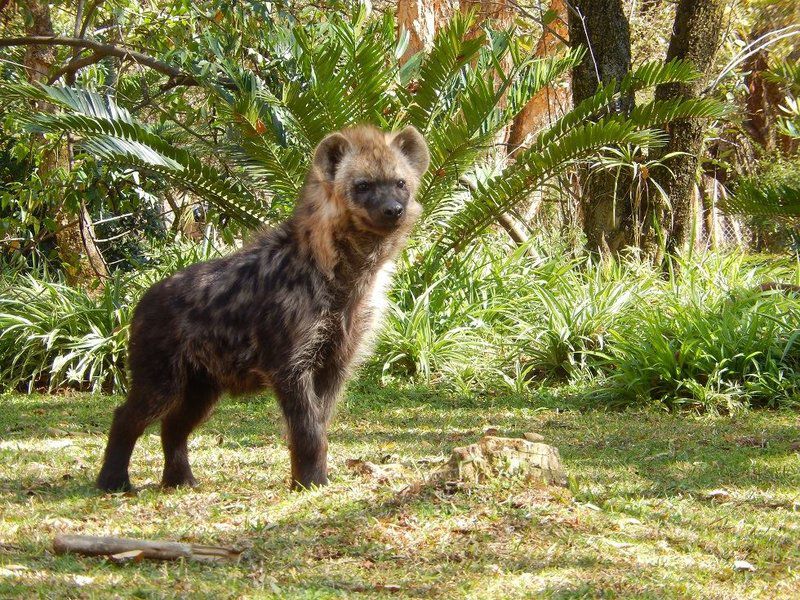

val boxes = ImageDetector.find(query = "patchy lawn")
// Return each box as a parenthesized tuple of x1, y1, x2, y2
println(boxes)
(1, 383, 799, 598)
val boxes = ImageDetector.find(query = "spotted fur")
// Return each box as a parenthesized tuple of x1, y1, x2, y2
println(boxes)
(96, 125, 429, 491)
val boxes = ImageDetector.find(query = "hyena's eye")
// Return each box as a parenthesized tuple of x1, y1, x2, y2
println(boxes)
(354, 181, 370, 193)
(396, 179, 407, 189)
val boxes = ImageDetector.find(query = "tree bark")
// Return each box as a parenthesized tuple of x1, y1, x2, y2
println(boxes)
(742, 44, 783, 152)
(568, 0, 634, 255)
(507, 0, 570, 156)
(20, 0, 109, 287)
(650, 0, 725, 256)
(396, 0, 458, 63)
(741, 6, 799, 157)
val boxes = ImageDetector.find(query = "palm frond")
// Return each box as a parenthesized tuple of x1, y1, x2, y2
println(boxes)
(417, 47, 582, 219)
(764, 59, 800, 91)
(619, 59, 701, 91)
(404, 12, 485, 132)
(722, 180, 800, 217)
(628, 97, 730, 126)
(439, 120, 659, 253)
(7, 83, 268, 228)
(537, 59, 705, 149)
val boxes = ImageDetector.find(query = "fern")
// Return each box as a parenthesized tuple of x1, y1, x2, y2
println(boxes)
(3, 12, 730, 272)
(404, 12, 485, 132)
(440, 120, 660, 253)
(722, 157, 800, 218)
(3, 82, 268, 228)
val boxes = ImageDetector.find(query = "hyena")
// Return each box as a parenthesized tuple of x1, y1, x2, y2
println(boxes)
(96, 125, 429, 492)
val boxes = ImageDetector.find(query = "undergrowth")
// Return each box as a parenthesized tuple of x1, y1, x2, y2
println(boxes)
(2, 238, 799, 412)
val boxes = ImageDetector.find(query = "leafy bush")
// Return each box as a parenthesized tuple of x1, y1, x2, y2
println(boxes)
(0, 272, 132, 393)
(600, 290, 800, 412)
(371, 240, 800, 411)
(2, 241, 798, 412)
(593, 254, 800, 412)
(0, 241, 221, 394)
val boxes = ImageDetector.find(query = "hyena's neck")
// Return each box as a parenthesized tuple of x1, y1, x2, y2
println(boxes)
(290, 208, 404, 286)
(332, 225, 398, 287)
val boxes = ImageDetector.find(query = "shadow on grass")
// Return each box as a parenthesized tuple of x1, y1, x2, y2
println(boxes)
(2, 384, 798, 504)
(1, 384, 798, 596)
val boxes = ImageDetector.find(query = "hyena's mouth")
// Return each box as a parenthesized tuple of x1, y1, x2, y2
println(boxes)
(351, 210, 403, 236)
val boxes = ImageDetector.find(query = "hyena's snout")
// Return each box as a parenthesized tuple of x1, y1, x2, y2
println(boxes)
(369, 181, 409, 229)
(381, 199, 404, 219)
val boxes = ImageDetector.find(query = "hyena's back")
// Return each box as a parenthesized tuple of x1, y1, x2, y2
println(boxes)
(128, 225, 328, 399)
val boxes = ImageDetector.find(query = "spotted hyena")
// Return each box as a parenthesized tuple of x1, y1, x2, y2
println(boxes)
(96, 125, 429, 491)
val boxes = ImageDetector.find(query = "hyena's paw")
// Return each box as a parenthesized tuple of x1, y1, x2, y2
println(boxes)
(161, 468, 198, 489)
(96, 471, 133, 493)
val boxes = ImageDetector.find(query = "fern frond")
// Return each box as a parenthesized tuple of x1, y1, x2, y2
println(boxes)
(404, 12, 485, 132)
(619, 59, 701, 92)
(439, 120, 660, 252)
(723, 179, 800, 218)
(628, 97, 730, 126)
(22, 91, 267, 228)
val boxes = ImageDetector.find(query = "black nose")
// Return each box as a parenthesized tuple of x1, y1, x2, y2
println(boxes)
(383, 202, 404, 219)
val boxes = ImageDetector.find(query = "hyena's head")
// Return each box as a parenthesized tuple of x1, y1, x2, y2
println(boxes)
(308, 125, 430, 235)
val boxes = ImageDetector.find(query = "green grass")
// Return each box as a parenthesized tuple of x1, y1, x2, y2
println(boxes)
(1, 383, 799, 598)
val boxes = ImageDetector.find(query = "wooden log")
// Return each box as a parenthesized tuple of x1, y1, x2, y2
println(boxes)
(109, 550, 145, 565)
(53, 535, 240, 562)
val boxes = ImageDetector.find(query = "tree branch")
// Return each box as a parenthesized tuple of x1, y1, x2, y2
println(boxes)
(49, 50, 101, 84)
(0, 35, 200, 86)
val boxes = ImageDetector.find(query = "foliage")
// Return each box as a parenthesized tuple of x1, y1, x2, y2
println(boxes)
(598, 265, 800, 412)
(372, 244, 800, 412)
(1, 8, 727, 270)
(722, 155, 800, 219)
(0, 241, 220, 394)
(765, 57, 800, 140)
(3, 233, 798, 412)
(0, 271, 132, 393)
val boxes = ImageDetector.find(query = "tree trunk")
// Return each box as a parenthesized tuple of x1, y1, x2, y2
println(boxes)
(21, 0, 109, 287)
(650, 0, 725, 256)
(507, 0, 570, 156)
(396, 0, 458, 63)
(568, 0, 634, 255)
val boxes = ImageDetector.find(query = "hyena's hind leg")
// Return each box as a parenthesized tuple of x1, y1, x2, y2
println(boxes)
(96, 385, 175, 492)
(160, 373, 220, 488)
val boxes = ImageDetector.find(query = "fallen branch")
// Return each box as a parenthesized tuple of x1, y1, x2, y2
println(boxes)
(53, 534, 242, 563)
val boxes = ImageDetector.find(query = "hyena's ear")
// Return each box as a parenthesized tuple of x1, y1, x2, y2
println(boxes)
(391, 126, 430, 178)
(313, 133, 352, 182)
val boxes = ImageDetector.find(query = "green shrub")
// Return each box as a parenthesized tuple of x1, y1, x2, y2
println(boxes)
(600, 290, 800, 412)
(506, 258, 656, 380)
(595, 254, 800, 412)
(3, 241, 799, 411)
(0, 273, 132, 393)
(0, 240, 221, 394)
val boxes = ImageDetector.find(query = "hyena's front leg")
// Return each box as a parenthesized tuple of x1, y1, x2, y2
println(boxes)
(275, 372, 329, 490)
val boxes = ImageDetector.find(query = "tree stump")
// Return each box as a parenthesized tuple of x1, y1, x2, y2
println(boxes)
(435, 436, 568, 486)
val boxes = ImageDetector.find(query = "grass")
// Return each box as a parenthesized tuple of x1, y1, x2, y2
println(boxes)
(1, 382, 799, 598)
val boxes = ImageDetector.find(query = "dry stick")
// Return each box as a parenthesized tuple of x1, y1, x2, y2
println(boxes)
(53, 534, 242, 562)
